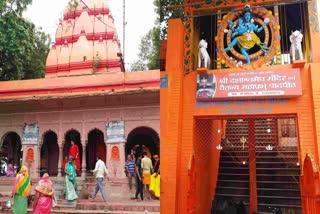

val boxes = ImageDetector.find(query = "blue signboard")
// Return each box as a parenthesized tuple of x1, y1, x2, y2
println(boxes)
(105, 121, 125, 143)
(22, 123, 39, 145)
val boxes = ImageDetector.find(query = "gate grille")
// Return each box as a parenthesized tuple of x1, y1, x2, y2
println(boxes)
(210, 116, 301, 214)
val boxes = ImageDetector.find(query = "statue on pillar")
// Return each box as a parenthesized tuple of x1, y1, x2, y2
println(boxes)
(290, 30, 303, 61)
(198, 32, 211, 69)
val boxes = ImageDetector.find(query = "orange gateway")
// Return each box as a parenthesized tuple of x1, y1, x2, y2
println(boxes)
(161, 0, 320, 213)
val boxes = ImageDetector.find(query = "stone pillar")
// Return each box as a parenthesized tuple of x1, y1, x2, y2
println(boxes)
(58, 145, 63, 177)
(106, 141, 126, 178)
(35, 145, 41, 177)
(81, 141, 86, 179)
(22, 145, 36, 178)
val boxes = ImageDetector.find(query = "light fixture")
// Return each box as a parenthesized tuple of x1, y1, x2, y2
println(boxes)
(217, 129, 221, 133)
(296, 162, 300, 166)
(267, 128, 271, 133)
(216, 144, 223, 150)
(242, 161, 246, 165)
(266, 144, 274, 151)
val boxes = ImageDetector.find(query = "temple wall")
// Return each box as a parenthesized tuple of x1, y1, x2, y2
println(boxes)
(0, 103, 159, 179)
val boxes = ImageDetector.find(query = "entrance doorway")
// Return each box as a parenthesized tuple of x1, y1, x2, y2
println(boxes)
(0, 132, 22, 169)
(40, 131, 59, 176)
(63, 129, 82, 175)
(86, 129, 106, 171)
(126, 127, 159, 159)
(194, 116, 301, 214)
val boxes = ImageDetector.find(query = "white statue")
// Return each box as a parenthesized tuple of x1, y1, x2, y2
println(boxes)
(290, 30, 303, 61)
(198, 39, 211, 69)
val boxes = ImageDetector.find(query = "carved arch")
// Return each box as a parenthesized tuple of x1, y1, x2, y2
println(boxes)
(0, 131, 22, 147)
(40, 130, 58, 147)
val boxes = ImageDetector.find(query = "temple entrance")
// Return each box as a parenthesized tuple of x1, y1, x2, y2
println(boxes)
(126, 127, 159, 159)
(40, 131, 59, 176)
(86, 129, 106, 171)
(194, 116, 302, 214)
(63, 129, 82, 175)
(0, 132, 22, 169)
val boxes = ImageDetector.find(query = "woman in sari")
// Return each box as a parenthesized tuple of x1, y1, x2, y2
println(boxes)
(33, 173, 54, 214)
(65, 156, 78, 201)
(11, 165, 31, 214)
(6, 159, 17, 177)
(149, 155, 160, 198)
(69, 140, 80, 175)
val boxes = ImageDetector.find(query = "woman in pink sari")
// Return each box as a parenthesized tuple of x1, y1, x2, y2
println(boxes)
(33, 173, 54, 214)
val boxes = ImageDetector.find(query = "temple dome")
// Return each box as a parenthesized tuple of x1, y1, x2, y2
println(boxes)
(46, 0, 123, 78)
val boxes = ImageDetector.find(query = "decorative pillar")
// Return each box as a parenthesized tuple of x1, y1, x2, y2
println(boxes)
(25, 147, 35, 178)
(273, 6, 282, 65)
(216, 9, 222, 69)
(106, 142, 126, 178)
(37, 145, 41, 177)
(23, 145, 36, 178)
(307, 0, 320, 62)
(58, 145, 63, 177)
(81, 141, 86, 179)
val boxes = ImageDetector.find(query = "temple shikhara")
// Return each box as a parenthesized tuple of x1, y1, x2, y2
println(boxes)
(161, 0, 320, 213)
(0, 0, 159, 212)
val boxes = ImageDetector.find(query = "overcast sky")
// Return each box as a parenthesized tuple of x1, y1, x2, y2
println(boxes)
(23, 0, 157, 70)
(23, 0, 320, 70)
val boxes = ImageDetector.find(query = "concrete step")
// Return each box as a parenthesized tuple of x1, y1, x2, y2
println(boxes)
(76, 199, 160, 212)
(0, 208, 160, 214)
(57, 199, 78, 207)
(50, 211, 159, 214)
(0, 198, 160, 213)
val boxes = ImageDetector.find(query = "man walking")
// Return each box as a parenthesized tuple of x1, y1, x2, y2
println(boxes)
(90, 155, 109, 202)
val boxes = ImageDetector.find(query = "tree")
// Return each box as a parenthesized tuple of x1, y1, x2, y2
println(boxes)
(0, 0, 51, 81)
(130, 0, 160, 71)
(23, 27, 51, 79)
(160, 0, 184, 40)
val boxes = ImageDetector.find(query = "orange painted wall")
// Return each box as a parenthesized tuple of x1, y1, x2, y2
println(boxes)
(193, 119, 222, 213)
(160, 19, 185, 214)
(161, 1, 320, 213)
(310, 63, 320, 164)
(161, 21, 320, 214)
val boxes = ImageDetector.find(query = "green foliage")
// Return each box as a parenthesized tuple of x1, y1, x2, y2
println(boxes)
(148, 27, 160, 70)
(160, 0, 184, 40)
(131, 27, 160, 71)
(0, 0, 33, 16)
(0, 0, 51, 81)
(23, 27, 51, 79)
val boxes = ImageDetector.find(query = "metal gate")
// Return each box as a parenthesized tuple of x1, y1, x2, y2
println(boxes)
(212, 116, 301, 213)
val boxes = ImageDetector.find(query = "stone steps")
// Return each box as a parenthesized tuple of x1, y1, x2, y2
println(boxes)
(0, 198, 160, 213)
(0, 209, 159, 214)
(0, 177, 159, 213)
(76, 200, 160, 212)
